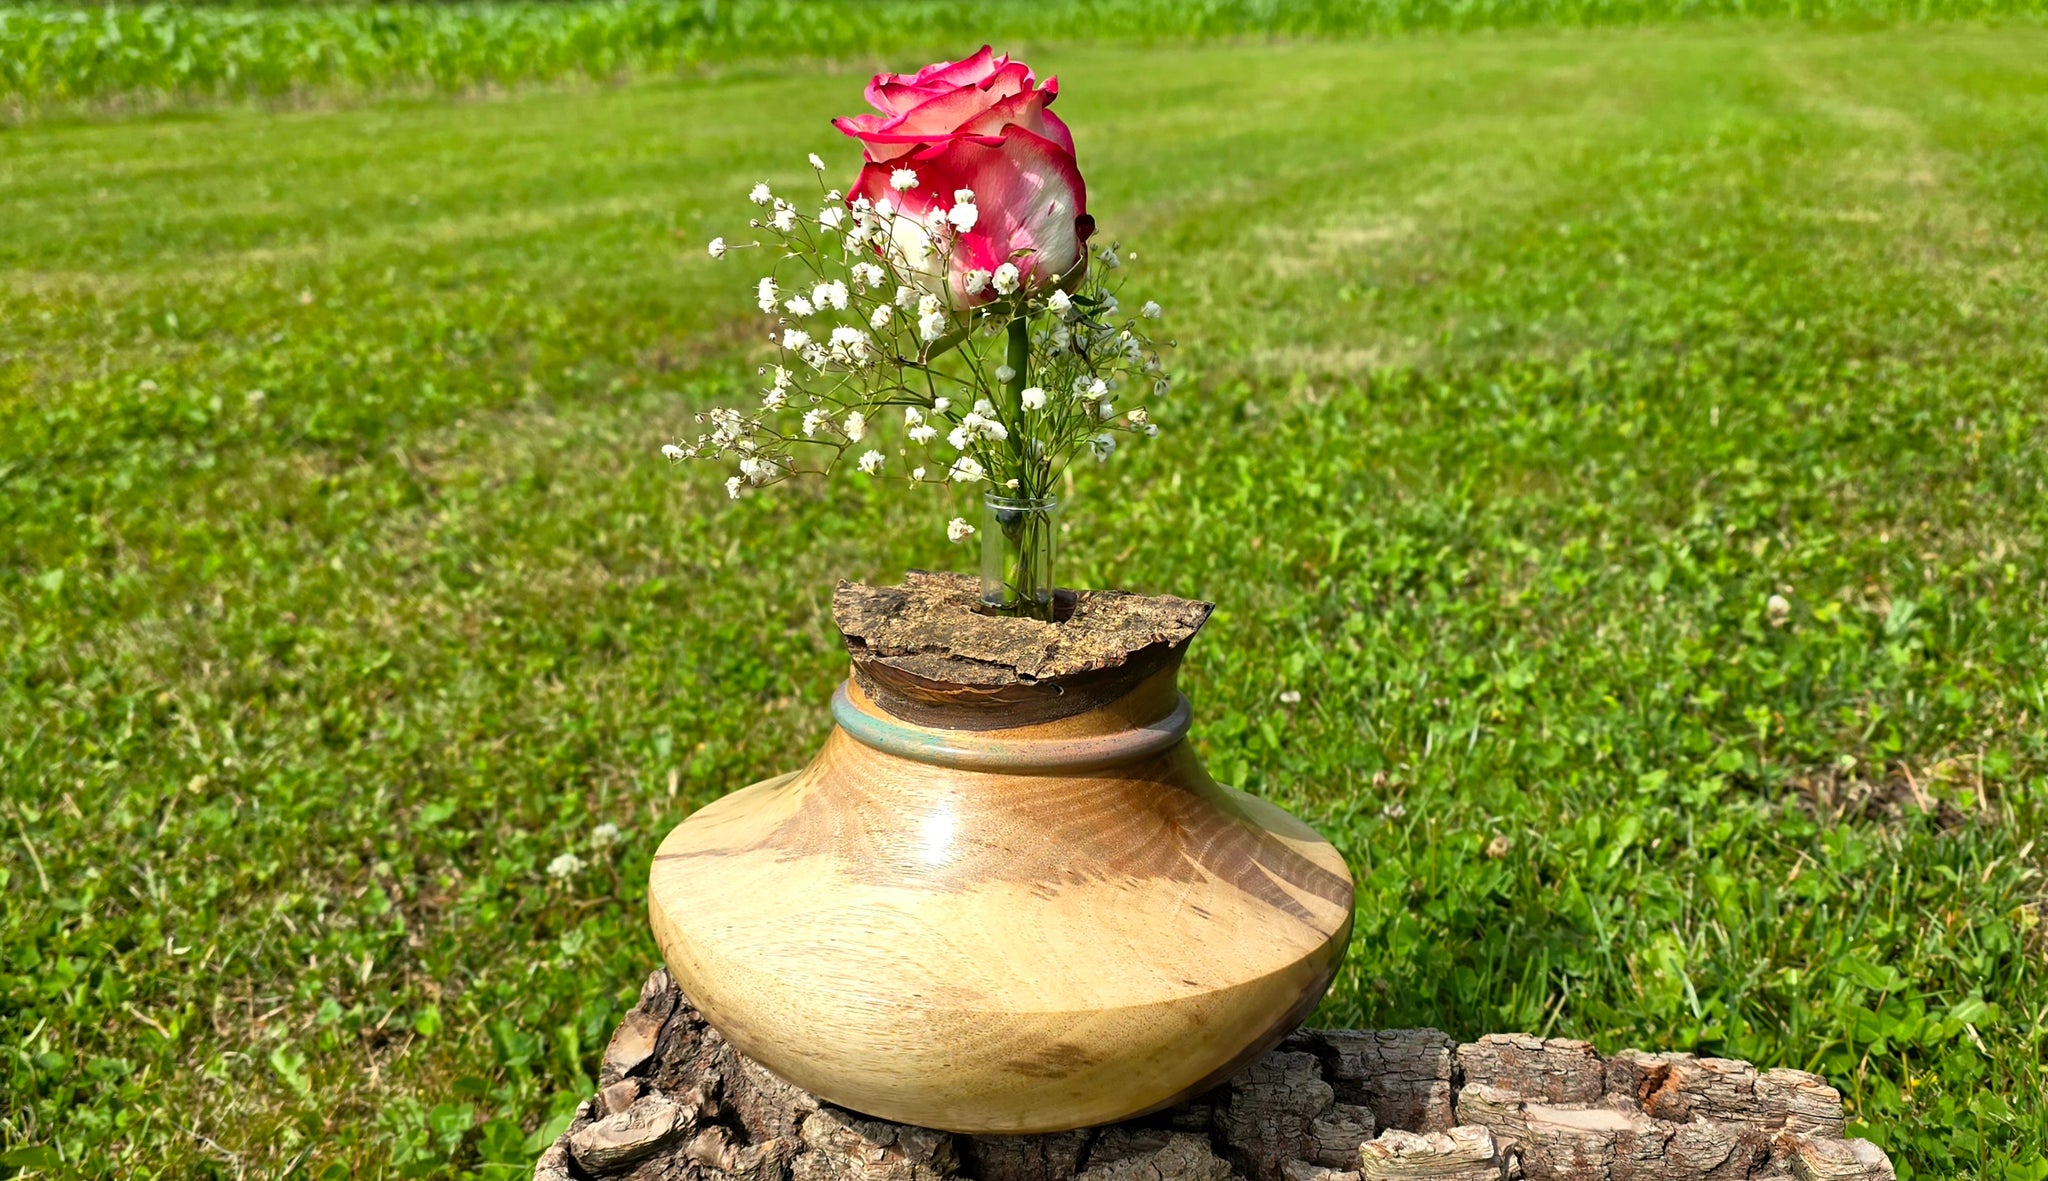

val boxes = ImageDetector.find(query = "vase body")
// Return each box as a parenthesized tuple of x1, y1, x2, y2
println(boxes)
(648, 655, 1354, 1134)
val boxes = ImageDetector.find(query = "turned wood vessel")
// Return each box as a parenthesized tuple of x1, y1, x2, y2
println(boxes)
(647, 575, 1355, 1134)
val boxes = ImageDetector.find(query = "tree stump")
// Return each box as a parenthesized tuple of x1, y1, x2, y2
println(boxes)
(535, 971, 1894, 1181)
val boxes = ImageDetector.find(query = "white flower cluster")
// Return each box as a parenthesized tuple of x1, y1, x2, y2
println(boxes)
(664, 163, 1173, 541)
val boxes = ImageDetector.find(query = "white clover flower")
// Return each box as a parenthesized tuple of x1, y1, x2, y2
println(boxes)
(809, 152, 827, 171)
(781, 328, 812, 351)
(708, 237, 727, 259)
(890, 168, 919, 191)
(948, 204, 979, 233)
(869, 304, 893, 330)
(784, 295, 814, 317)
(858, 449, 884, 475)
(963, 270, 991, 296)
(1090, 432, 1117, 461)
(1047, 289, 1072, 315)
(661, 443, 686, 461)
(756, 277, 779, 313)
(1141, 300, 1162, 319)
(994, 365, 1016, 384)
(918, 310, 948, 342)
(749, 182, 773, 206)
(726, 475, 743, 499)
(818, 206, 846, 231)
(946, 517, 976, 543)
(1021, 386, 1047, 411)
(991, 263, 1021, 295)
(591, 822, 621, 849)
(908, 424, 938, 444)
(813, 281, 850, 311)
(948, 456, 985, 483)
(547, 852, 585, 879)
(843, 411, 867, 441)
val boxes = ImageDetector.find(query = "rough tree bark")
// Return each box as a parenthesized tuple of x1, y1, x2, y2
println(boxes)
(534, 971, 1894, 1181)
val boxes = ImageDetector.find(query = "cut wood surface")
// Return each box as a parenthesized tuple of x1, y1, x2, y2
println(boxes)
(536, 970, 1896, 1181)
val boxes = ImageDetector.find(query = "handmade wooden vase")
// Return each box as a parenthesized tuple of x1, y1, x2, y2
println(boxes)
(648, 577, 1355, 1134)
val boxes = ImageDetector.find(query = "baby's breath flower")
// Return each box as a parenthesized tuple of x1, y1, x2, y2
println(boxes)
(931, 396, 951, 413)
(781, 328, 812, 351)
(1021, 386, 1047, 411)
(895, 285, 920, 310)
(708, 237, 727, 259)
(818, 207, 846, 231)
(749, 182, 773, 206)
(858, 449, 884, 475)
(850, 262, 885, 290)
(843, 410, 867, 441)
(1153, 378, 1172, 396)
(784, 295, 814, 317)
(869, 304, 892, 330)
(1047, 289, 1072, 315)
(948, 204, 979, 233)
(1100, 245, 1120, 268)
(770, 206, 798, 233)
(946, 517, 976, 542)
(908, 424, 937, 444)
(994, 365, 1016, 384)
(726, 476, 743, 498)
(809, 152, 827, 171)
(948, 456, 985, 483)
(953, 188, 976, 205)
(812, 281, 850, 311)
(762, 386, 787, 410)
(802, 408, 830, 437)
(1141, 300, 1162, 319)
(661, 443, 686, 461)
(1090, 433, 1117, 461)
(912, 466, 927, 480)
(1127, 408, 1150, 429)
(889, 168, 919, 191)
(963, 270, 991, 296)
(756, 277, 779, 313)
(991, 263, 1021, 295)
(918, 309, 948, 343)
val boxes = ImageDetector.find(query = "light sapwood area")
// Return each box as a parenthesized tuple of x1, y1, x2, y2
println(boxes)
(534, 971, 1897, 1181)
(646, 575, 1355, 1133)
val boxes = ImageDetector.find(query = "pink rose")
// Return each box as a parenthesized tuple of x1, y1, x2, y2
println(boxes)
(834, 47, 1093, 304)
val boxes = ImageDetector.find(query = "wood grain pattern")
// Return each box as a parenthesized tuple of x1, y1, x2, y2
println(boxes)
(647, 665, 1355, 1134)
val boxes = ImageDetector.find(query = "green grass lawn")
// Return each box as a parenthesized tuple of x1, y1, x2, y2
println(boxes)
(3, 24, 2046, 1180)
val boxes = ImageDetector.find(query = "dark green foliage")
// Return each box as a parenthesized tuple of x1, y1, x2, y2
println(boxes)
(4, 0, 2048, 116)
(2, 26, 2045, 1181)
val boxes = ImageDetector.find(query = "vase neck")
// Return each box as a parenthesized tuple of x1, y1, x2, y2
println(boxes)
(833, 673, 1191, 772)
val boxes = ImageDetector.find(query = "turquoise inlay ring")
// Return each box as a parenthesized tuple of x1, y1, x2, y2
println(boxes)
(831, 684, 1193, 772)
